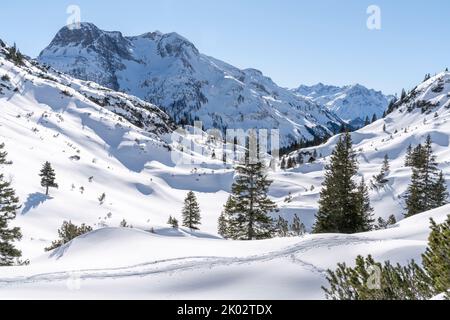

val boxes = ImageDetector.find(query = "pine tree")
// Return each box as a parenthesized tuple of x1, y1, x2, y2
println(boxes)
(276, 216, 289, 237)
(322, 255, 434, 300)
(371, 114, 378, 123)
(167, 216, 179, 229)
(405, 145, 413, 167)
(39, 162, 58, 196)
(223, 162, 277, 240)
(280, 157, 286, 170)
(431, 171, 449, 208)
(422, 216, 450, 298)
(364, 116, 370, 126)
(405, 168, 425, 217)
(404, 136, 447, 217)
(182, 191, 202, 230)
(314, 132, 371, 234)
(291, 214, 306, 236)
(217, 212, 229, 239)
(45, 221, 92, 252)
(374, 154, 390, 186)
(400, 88, 407, 101)
(218, 196, 236, 239)
(0, 144, 22, 266)
(355, 178, 375, 232)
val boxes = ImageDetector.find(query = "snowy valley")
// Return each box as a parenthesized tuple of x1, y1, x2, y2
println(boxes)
(0, 32, 449, 300)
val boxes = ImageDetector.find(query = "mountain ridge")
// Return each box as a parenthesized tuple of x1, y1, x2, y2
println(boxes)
(38, 22, 344, 147)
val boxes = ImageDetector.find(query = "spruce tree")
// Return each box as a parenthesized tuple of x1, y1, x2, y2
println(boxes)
(431, 171, 449, 208)
(280, 157, 286, 170)
(405, 145, 413, 167)
(223, 162, 277, 240)
(291, 214, 306, 236)
(182, 191, 202, 230)
(0, 143, 22, 266)
(39, 162, 58, 196)
(405, 168, 425, 217)
(355, 178, 375, 232)
(371, 114, 378, 123)
(404, 136, 448, 217)
(45, 221, 93, 252)
(422, 216, 450, 298)
(168, 216, 179, 229)
(276, 216, 289, 237)
(314, 132, 371, 234)
(374, 154, 390, 186)
(218, 196, 236, 239)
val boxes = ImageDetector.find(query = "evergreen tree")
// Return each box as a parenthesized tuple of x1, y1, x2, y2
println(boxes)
(223, 162, 277, 240)
(364, 116, 370, 126)
(404, 136, 448, 217)
(276, 216, 289, 237)
(182, 191, 202, 230)
(355, 178, 375, 232)
(314, 133, 372, 234)
(431, 171, 449, 208)
(0, 143, 22, 266)
(45, 221, 93, 252)
(400, 89, 407, 101)
(371, 114, 378, 123)
(39, 162, 58, 196)
(0, 143, 12, 165)
(422, 216, 450, 298)
(167, 216, 179, 229)
(376, 215, 397, 230)
(280, 157, 286, 170)
(322, 255, 434, 300)
(374, 154, 390, 186)
(324, 217, 450, 300)
(405, 145, 413, 167)
(405, 168, 425, 217)
(291, 214, 306, 236)
(218, 196, 236, 239)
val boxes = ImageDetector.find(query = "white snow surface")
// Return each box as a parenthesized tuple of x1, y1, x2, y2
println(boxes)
(1, 41, 450, 299)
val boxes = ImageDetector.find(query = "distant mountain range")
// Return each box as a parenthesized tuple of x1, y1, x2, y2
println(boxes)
(293, 83, 395, 128)
(38, 23, 392, 146)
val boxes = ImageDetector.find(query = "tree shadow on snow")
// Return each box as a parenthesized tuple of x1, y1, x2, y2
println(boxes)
(21, 193, 52, 215)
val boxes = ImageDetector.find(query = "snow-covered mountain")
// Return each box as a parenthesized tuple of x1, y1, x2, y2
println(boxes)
(293, 83, 394, 128)
(284, 72, 450, 225)
(38, 23, 343, 147)
(2, 35, 450, 299)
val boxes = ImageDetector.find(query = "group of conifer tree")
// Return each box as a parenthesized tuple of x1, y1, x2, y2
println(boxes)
(404, 135, 448, 217)
(323, 215, 450, 300)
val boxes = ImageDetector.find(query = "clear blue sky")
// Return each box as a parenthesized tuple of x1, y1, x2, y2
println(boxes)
(1, 0, 449, 94)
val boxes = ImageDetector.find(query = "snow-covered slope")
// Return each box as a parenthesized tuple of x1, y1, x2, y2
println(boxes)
(280, 72, 450, 227)
(0, 40, 236, 260)
(293, 83, 394, 127)
(38, 23, 343, 147)
(0, 204, 447, 299)
(2, 35, 450, 299)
